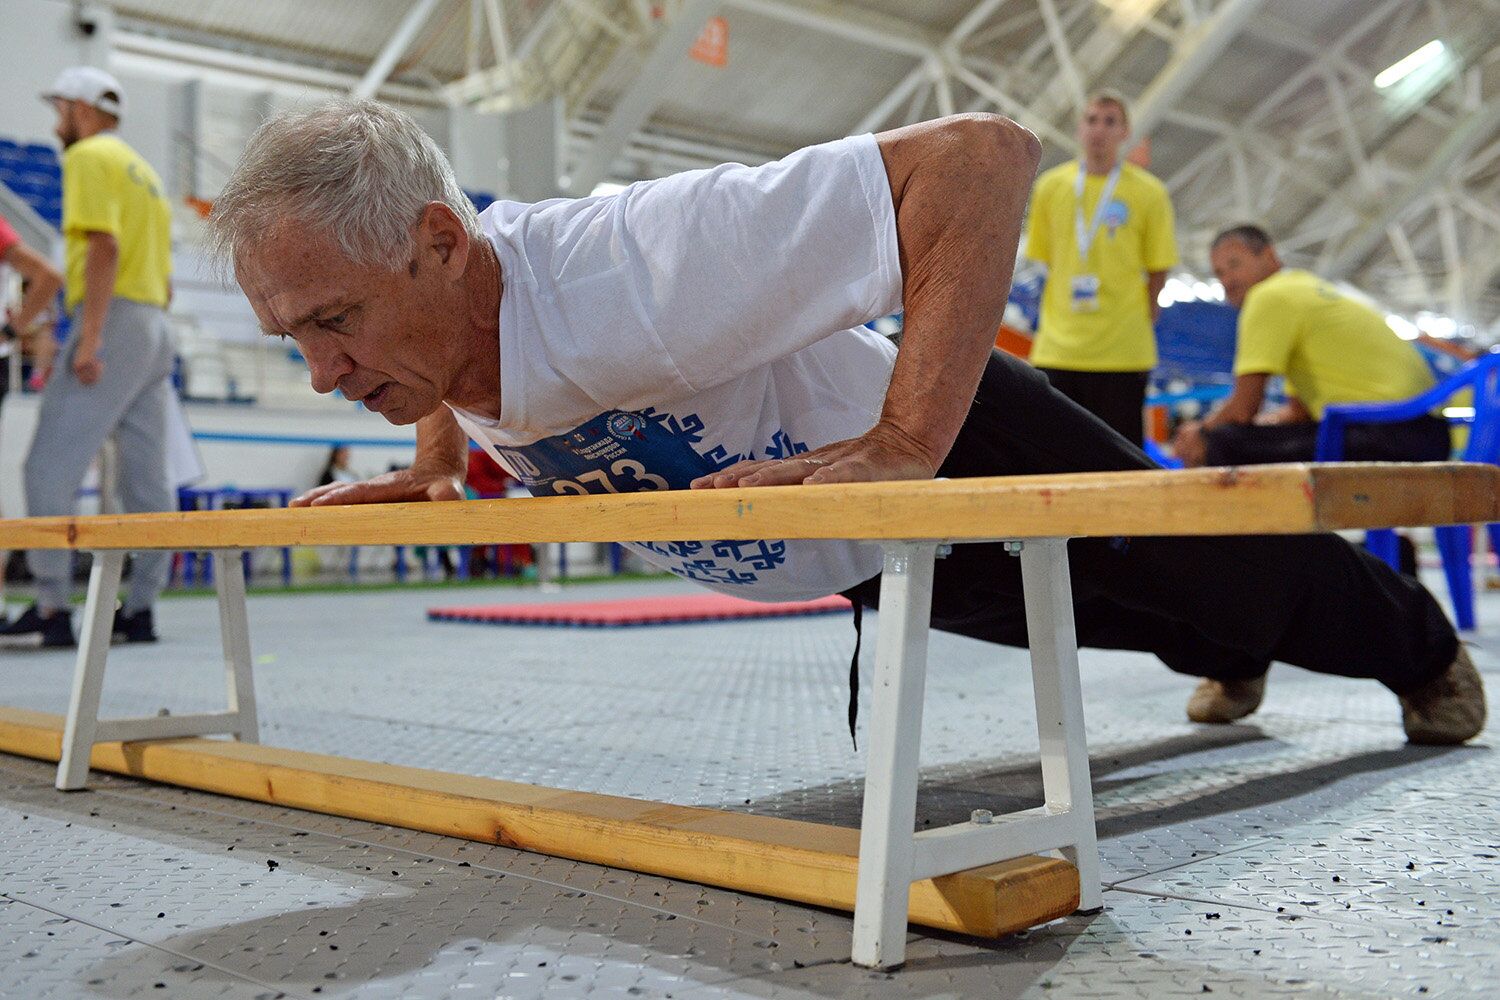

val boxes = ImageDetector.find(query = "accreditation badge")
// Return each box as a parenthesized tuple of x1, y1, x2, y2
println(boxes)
(1069, 274, 1101, 313)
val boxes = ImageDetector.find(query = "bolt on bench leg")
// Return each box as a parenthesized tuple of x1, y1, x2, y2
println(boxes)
(852, 541, 937, 970)
(57, 551, 126, 791)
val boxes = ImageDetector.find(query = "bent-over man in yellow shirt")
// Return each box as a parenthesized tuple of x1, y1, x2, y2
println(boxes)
(0, 67, 175, 650)
(1023, 90, 1177, 446)
(1173, 225, 1447, 468)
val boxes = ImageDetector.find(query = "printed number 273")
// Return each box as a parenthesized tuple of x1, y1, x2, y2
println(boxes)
(552, 459, 670, 495)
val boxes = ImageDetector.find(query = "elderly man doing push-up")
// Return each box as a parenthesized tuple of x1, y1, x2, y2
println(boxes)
(213, 100, 1483, 744)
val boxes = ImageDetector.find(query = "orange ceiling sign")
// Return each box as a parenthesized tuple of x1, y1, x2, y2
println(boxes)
(691, 16, 728, 67)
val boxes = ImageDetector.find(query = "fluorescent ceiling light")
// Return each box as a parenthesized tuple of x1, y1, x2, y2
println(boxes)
(1375, 39, 1445, 89)
(1386, 314, 1419, 340)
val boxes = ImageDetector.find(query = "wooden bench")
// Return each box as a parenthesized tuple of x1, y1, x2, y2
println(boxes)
(1, 462, 1494, 970)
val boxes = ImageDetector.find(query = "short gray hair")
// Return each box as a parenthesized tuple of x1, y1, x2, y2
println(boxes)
(211, 99, 482, 273)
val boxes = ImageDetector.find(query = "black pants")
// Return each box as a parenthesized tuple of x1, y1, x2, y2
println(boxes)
(1035, 367, 1149, 447)
(1204, 415, 1451, 466)
(845, 351, 1456, 695)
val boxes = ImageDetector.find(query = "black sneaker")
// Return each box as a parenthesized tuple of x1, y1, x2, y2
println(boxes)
(112, 607, 158, 644)
(0, 605, 76, 648)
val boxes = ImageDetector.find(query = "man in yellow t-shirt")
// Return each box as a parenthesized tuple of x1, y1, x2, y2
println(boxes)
(1172, 225, 1447, 469)
(0, 67, 176, 650)
(1023, 90, 1178, 446)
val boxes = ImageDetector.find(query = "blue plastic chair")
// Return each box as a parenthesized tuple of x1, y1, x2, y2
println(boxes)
(1316, 352, 1500, 630)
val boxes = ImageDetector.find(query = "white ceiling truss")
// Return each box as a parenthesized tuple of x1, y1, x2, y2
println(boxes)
(108, 0, 1500, 334)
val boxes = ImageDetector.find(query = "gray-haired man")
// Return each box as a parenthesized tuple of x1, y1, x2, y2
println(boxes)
(209, 100, 1483, 744)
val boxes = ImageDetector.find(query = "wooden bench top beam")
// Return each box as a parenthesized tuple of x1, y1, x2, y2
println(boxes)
(0, 707, 1078, 938)
(1, 463, 1495, 551)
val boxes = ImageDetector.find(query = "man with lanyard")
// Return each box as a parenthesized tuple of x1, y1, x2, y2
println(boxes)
(213, 100, 1481, 745)
(1023, 90, 1177, 447)
(0, 67, 175, 649)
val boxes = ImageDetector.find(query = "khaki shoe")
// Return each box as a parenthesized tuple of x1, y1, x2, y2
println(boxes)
(1401, 645, 1487, 745)
(1187, 674, 1267, 724)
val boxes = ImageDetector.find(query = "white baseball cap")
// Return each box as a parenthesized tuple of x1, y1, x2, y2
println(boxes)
(41, 66, 124, 117)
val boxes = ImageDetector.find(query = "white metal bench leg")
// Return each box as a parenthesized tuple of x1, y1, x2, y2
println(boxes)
(215, 550, 259, 743)
(1019, 538, 1102, 911)
(57, 551, 127, 790)
(851, 541, 937, 970)
(55, 548, 261, 791)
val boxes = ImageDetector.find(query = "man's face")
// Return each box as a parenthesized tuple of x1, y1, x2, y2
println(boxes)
(52, 99, 84, 148)
(1210, 238, 1279, 309)
(237, 214, 468, 425)
(1078, 100, 1129, 164)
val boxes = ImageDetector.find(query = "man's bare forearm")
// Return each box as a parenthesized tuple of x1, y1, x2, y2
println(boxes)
(1203, 372, 1269, 429)
(79, 232, 118, 347)
(413, 407, 468, 479)
(876, 114, 1042, 470)
(1147, 270, 1167, 324)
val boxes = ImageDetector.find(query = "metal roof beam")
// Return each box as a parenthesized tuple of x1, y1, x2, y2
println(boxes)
(724, 0, 941, 58)
(847, 0, 1012, 133)
(1325, 96, 1500, 279)
(352, 0, 443, 100)
(562, 0, 721, 195)
(1131, 0, 1272, 140)
(1163, 0, 1406, 193)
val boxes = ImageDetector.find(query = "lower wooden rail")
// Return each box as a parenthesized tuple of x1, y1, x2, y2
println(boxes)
(0, 706, 1079, 939)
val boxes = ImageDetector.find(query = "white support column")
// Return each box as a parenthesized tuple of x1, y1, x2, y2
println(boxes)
(215, 551, 259, 743)
(1018, 538, 1101, 911)
(851, 542, 937, 970)
(352, 0, 443, 99)
(57, 552, 126, 791)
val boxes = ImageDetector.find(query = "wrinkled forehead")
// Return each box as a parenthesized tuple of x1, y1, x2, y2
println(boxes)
(234, 221, 370, 327)
(235, 219, 357, 298)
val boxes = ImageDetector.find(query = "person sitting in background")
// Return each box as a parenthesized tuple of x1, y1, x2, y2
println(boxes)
(1172, 225, 1447, 468)
(317, 443, 358, 486)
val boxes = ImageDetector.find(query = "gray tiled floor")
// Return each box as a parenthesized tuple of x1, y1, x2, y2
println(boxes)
(0, 570, 1495, 998)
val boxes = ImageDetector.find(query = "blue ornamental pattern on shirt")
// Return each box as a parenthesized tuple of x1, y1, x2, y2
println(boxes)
(494, 410, 806, 586)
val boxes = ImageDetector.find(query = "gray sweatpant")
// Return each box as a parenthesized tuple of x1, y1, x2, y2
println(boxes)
(25, 297, 175, 613)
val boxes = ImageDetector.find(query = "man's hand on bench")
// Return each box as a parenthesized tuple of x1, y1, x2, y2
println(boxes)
(691, 422, 938, 490)
(291, 467, 466, 507)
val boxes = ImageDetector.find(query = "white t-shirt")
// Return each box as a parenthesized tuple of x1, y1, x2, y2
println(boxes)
(451, 134, 903, 602)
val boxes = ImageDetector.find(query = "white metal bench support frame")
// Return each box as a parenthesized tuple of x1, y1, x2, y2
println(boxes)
(851, 537, 1100, 969)
(50, 539, 1097, 970)
(56, 549, 260, 791)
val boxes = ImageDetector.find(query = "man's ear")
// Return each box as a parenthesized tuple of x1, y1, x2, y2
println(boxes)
(418, 202, 470, 278)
